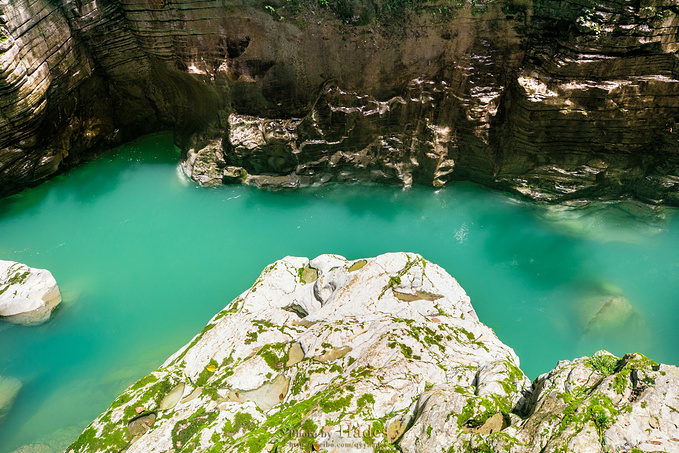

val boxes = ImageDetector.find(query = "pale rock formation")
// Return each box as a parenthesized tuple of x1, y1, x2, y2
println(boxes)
(67, 253, 679, 453)
(0, 375, 21, 423)
(0, 260, 61, 325)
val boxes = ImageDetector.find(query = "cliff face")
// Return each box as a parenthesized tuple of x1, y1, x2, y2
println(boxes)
(66, 253, 679, 453)
(2, 0, 679, 204)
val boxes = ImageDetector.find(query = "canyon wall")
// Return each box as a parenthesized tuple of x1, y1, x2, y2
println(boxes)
(1, 0, 679, 204)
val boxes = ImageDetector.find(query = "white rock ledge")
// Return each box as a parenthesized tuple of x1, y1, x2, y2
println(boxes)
(0, 260, 61, 326)
(67, 253, 679, 453)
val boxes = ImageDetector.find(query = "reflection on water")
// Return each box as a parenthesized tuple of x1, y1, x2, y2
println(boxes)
(0, 133, 677, 452)
(534, 200, 676, 242)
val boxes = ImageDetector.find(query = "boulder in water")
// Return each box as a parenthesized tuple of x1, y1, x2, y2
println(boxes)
(0, 260, 61, 326)
(576, 282, 645, 335)
(0, 375, 22, 423)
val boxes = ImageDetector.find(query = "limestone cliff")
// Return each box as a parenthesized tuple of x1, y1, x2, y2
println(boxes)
(2, 0, 679, 205)
(67, 253, 679, 453)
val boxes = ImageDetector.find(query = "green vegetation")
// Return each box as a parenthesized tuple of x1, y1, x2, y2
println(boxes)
(258, 342, 290, 369)
(67, 423, 130, 452)
(195, 359, 219, 386)
(0, 268, 31, 296)
(319, 392, 353, 413)
(171, 407, 218, 450)
(223, 412, 258, 436)
(311, 0, 499, 21)
(587, 353, 619, 375)
(291, 371, 309, 395)
(456, 394, 512, 428)
(356, 393, 376, 408)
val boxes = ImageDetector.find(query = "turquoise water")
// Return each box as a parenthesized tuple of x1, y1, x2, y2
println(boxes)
(0, 133, 678, 451)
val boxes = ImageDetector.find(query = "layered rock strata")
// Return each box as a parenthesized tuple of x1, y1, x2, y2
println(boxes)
(68, 253, 679, 453)
(3, 0, 679, 205)
(0, 259, 61, 325)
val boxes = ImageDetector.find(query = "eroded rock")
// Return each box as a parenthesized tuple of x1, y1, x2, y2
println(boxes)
(67, 253, 679, 453)
(0, 260, 61, 326)
(67, 253, 527, 452)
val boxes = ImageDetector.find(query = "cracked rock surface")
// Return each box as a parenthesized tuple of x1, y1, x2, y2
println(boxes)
(67, 253, 679, 453)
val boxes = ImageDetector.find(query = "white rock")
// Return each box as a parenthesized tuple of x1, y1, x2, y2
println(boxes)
(0, 260, 61, 326)
(67, 253, 679, 453)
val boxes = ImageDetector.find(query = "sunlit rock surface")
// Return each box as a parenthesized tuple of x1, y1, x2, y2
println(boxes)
(2, 0, 679, 204)
(0, 260, 61, 325)
(68, 253, 679, 453)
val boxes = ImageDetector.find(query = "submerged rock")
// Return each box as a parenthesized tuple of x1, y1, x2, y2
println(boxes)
(67, 253, 679, 453)
(0, 260, 61, 326)
(575, 282, 647, 337)
(0, 375, 22, 423)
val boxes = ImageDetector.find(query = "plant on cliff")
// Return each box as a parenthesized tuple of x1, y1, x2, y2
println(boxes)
(587, 353, 619, 375)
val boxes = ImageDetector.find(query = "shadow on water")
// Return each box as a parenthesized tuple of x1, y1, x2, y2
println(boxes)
(478, 200, 592, 290)
(0, 133, 179, 219)
(235, 182, 451, 222)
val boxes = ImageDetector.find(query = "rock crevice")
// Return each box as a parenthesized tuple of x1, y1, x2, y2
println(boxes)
(2, 0, 679, 204)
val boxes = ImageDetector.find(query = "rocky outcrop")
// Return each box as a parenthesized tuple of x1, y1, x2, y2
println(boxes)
(3, 0, 679, 205)
(494, 0, 679, 205)
(0, 260, 61, 325)
(180, 0, 679, 205)
(67, 253, 679, 453)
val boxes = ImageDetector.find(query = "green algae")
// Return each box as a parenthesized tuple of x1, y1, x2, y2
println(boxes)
(171, 407, 218, 451)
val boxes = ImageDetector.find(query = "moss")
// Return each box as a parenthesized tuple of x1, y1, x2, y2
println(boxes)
(556, 388, 620, 444)
(228, 392, 323, 451)
(258, 342, 290, 370)
(196, 359, 219, 387)
(356, 393, 375, 409)
(252, 319, 276, 332)
(0, 269, 31, 295)
(67, 423, 131, 452)
(223, 412, 258, 436)
(290, 371, 309, 396)
(399, 343, 414, 359)
(457, 395, 512, 429)
(244, 331, 258, 345)
(458, 327, 476, 342)
(7, 270, 30, 286)
(319, 393, 353, 413)
(171, 407, 218, 450)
